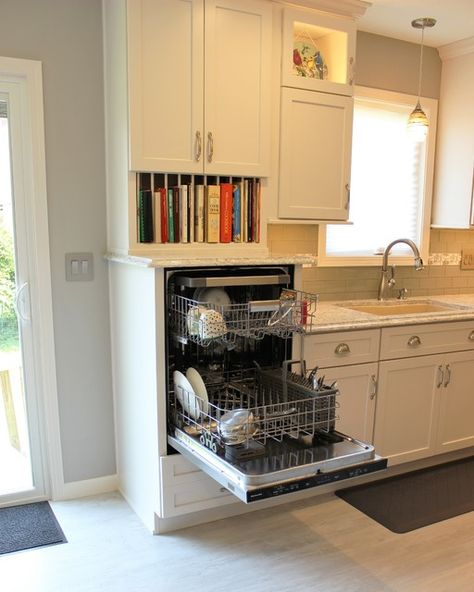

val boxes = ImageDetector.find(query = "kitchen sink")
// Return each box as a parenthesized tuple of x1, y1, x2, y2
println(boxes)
(341, 300, 470, 316)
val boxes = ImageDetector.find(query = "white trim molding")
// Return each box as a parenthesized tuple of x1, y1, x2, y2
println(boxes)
(57, 474, 119, 501)
(438, 37, 474, 61)
(0, 57, 64, 500)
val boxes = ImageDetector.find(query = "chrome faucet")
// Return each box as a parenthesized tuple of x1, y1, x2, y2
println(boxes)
(377, 238, 424, 300)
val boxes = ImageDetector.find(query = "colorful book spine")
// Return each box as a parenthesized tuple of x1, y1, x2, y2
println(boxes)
(167, 188, 174, 243)
(242, 179, 248, 242)
(180, 184, 188, 243)
(173, 186, 180, 243)
(255, 178, 261, 243)
(187, 184, 194, 243)
(205, 185, 220, 243)
(159, 187, 168, 243)
(153, 190, 162, 243)
(138, 189, 153, 243)
(232, 183, 241, 242)
(219, 183, 233, 243)
(194, 184, 205, 242)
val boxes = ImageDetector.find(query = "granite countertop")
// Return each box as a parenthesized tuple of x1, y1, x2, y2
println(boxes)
(309, 294, 474, 334)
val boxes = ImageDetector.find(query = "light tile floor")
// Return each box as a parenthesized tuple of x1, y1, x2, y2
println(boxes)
(1, 491, 474, 592)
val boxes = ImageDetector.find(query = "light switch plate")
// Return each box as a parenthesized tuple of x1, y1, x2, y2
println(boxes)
(461, 249, 474, 270)
(65, 252, 94, 281)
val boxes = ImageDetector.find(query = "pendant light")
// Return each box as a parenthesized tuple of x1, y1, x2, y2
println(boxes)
(407, 17, 436, 142)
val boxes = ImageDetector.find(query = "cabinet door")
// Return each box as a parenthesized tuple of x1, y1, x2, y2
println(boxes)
(436, 350, 474, 453)
(127, 0, 204, 172)
(374, 355, 443, 465)
(432, 48, 474, 228)
(322, 363, 377, 444)
(278, 87, 352, 220)
(204, 0, 272, 176)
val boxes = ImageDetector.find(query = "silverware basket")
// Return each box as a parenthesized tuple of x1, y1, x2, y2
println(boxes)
(171, 362, 339, 454)
(169, 288, 318, 347)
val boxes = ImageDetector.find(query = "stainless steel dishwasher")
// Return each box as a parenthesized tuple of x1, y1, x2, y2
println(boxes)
(165, 265, 387, 503)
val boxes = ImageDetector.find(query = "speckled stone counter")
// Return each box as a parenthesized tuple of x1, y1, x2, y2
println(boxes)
(309, 294, 474, 334)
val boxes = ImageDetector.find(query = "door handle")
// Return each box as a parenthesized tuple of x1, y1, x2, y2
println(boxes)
(436, 365, 444, 388)
(443, 364, 451, 387)
(195, 130, 202, 161)
(370, 374, 377, 400)
(207, 131, 214, 163)
(14, 282, 31, 322)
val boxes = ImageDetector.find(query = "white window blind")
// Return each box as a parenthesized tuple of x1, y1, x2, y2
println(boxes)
(326, 96, 426, 258)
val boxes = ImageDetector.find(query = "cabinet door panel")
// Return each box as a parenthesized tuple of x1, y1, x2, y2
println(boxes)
(437, 351, 474, 453)
(204, 0, 272, 176)
(374, 356, 442, 465)
(322, 363, 377, 443)
(128, 0, 204, 172)
(278, 88, 352, 220)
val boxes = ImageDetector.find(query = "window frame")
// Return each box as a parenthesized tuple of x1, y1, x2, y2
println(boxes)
(317, 85, 438, 267)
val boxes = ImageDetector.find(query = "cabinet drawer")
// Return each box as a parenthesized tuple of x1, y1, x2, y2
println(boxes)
(160, 454, 204, 486)
(304, 329, 380, 368)
(380, 321, 474, 360)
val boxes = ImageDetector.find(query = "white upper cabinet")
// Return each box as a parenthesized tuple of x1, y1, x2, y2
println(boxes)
(127, 0, 272, 176)
(281, 7, 356, 97)
(431, 39, 474, 229)
(278, 87, 352, 220)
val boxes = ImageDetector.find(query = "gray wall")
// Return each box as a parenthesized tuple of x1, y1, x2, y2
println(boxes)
(356, 31, 441, 98)
(0, 0, 115, 482)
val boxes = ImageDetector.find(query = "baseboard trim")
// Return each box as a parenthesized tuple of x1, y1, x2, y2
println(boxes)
(55, 474, 118, 500)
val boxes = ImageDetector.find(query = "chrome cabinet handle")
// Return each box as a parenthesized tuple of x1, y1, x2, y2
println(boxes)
(335, 342, 350, 355)
(407, 335, 421, 347)
(345, 183, 350, 210)
(195, 130, 202, 161)
(207, 131, 214, 163)
(370, 374, 377, 400)
(468, 330, 474, 341)
(437, 365, 444, 388)
(443, 364, 451, 387)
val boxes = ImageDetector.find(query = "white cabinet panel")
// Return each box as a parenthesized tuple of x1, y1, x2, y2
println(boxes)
(305, 329, 380, 368)
(278, 87, 352, 220)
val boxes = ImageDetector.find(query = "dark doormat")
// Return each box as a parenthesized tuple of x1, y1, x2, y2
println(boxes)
(335, 456, 474, 533)
(0, 501, 67, 555)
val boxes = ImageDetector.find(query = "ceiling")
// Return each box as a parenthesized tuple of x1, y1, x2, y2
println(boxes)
(358, 0, 474, 48)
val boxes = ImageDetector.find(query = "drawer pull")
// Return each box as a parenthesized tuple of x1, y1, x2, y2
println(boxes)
(469, 330, 474, 341)
(407, 335, 422, 347)
(437, 365, 444, 388)
(370, 374, 377, 400)
(335, 343, 351, 355)
(443, 364, 451, 387)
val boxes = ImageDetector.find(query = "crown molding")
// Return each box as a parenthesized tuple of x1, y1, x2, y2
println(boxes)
(274, 0, 371, 20)
(438, 36, 474, 60)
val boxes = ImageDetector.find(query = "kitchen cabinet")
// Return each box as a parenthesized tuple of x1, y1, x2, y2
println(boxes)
(431, 38, 474, 228)
(304, 329, 380, 443)
(374, 321, 474, 465)
(278, 87, 353, 220)
(127, 0, 272, 177)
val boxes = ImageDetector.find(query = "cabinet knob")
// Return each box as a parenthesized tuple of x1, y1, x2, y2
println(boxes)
(207, 131, 214, 163)
(335, 342, 350, 355)
(407, 335, 421, 347)
(468, 330, 474, 341)
(195, 130, 202, 161)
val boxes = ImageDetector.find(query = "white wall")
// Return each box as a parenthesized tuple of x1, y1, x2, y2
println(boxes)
(0, 0, 115, 482)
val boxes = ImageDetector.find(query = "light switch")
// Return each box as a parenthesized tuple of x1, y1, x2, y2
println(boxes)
(65, 253, 94, 281)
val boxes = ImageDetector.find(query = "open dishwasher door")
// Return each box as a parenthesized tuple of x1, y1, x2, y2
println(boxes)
(166, 266, 387, 504)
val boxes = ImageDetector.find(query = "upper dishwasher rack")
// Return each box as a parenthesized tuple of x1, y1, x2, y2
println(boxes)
(169, 288, 319, 346)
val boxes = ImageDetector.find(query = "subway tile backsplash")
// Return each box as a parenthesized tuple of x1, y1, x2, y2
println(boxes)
(268, 225, 474, 300)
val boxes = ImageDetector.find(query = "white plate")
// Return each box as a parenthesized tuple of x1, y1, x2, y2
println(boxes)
(193, 287, 206, 302)
(186, 367, 209, 414)
(199, 287, 231, 307)
(173, 370, 201, 420)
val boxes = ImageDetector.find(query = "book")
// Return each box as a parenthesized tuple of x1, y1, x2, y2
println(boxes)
(138, 189, 153, 243)
(167, 188, 174, 243)
(153, 190, 162, 243)
(255, 178, 261, 243)
(187, 183, 194, 243)
(180, 184, 188, 243)
(173, 186, 180, 243)
(205, 184, 220, 243)
(219, 183, 233, 243)
(247, 179, 254, 242)
(232, 183, 242, 242)
(194, 184, 205, 242)
(242, 179, 249, 242)
(158, 187, 168, 243)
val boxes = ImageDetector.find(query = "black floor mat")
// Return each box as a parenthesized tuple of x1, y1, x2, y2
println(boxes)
(0, 501, 67, 554)
(336, 456, 474, 533)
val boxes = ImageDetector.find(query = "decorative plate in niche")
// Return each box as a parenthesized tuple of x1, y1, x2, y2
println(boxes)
(293, 40, 328, 80)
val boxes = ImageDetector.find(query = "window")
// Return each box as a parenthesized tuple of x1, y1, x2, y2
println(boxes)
(318, 87, 437, 266)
